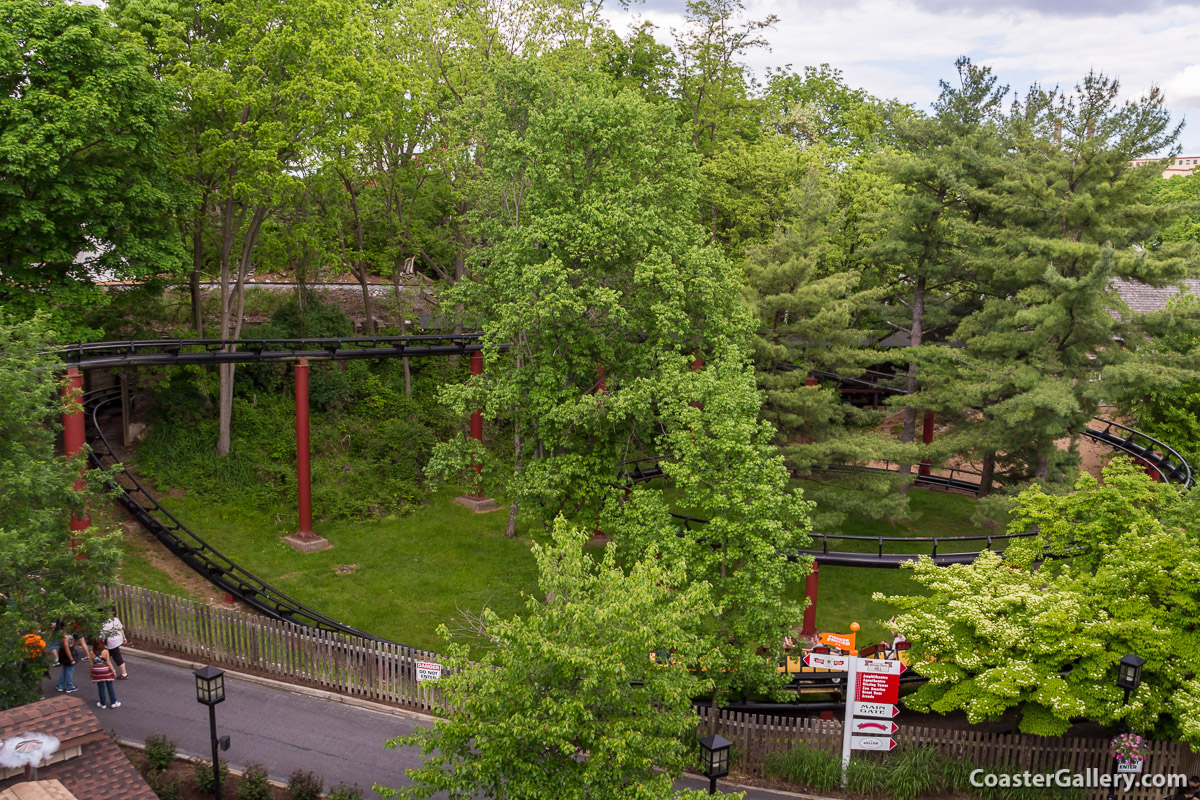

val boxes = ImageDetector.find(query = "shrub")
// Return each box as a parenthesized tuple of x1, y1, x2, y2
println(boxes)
(143, 733, 177, 773)
(325, 784, 363, 800)
(236, 761, 272, 800)
(763, 743, 841, 793)
(146, 770, 183, 800)
(844, 755, 888, 798)
(286, 769, 323, 800)
(193, 759, 229, 796)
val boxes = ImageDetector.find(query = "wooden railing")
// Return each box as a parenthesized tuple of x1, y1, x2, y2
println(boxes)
(697, 706, 1200, 800)
(102, 584, 444, 712)
(107, 584, 1200, 800)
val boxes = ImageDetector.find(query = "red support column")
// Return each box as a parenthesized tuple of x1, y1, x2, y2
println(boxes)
(454, 350, 499, 513)
(62, 368, 89, 552)
(283, 359, 329, 551)
(295, 359, 313, 538)
(801, 561, 820, 636)
(918, 411, 935, 477)
(469, 350, 484, 493)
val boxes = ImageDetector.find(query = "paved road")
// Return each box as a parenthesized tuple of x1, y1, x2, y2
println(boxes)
(41, 652, 811, 800)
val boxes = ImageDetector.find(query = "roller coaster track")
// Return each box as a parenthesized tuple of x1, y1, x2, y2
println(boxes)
(85, 387, 394, 642)
(67, 339, 1189, 626)
(805, 368, 1194, 491)
(622, 369, 1192, 567)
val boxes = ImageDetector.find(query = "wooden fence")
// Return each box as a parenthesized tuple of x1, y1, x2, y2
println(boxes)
(102, 584, 444, 713)
(107, 584, 1200, 800)
(697, 706, 1200, 800)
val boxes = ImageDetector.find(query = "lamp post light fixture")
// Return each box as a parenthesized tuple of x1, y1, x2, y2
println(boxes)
(698, 733, 731, 795)
(194, 666, 230, 800)
(1106, 653, 1145, 800)
(1117, 654, 1145, 704)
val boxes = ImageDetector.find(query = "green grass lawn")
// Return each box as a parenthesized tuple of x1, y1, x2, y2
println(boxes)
(158, 490, 543, 654)
(137, 483, 976, 654)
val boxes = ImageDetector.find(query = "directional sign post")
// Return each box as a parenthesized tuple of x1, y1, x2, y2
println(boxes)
(842, 656, 904, 786)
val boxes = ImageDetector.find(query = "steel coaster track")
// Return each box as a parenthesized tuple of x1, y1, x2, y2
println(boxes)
(618, 455, 1044, 567)
(804, 368, 1194, 490)
(58, 333, 499, 370)
(84, 387, 400, 646)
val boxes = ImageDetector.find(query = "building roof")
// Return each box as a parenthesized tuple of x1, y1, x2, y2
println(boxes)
(0, 779, 77, 800)
(1112, 278, 1200, 315)
(0, 698, 155, 800)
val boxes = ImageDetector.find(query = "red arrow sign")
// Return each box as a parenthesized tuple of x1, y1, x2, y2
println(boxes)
(803, 652, 850, 671)
(851, 719, 900, 735)
(855, 672, 900, 704)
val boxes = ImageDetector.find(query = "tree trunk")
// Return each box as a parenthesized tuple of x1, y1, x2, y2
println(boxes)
(190, 193, 209, 336)
(505, 424, 521, 538)
(898, 276, 926, 493)
(216, 203, 268, 457)
(978, 450, 995, 497)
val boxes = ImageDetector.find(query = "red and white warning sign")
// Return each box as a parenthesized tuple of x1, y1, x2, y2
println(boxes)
(416, 661, 442, 682)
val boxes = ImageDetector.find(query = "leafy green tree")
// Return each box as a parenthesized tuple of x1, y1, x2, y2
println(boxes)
(937, 72, 1195, 490)
(0, 316, 120, 709)
(881, 459, 1200, 742)
(379, 520, 717, 800)
(433, 59, 811, 700)
(0, 0, 185, 339)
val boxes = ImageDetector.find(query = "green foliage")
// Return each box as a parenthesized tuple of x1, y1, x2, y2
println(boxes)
(0, 315, 121, 709)
(762, 743, 841, 792)
(286, 770, 323, 800)
(380, 520, 718, 800)
(880, 459, 1200, 743)
(146, 770, 184, 800)
(138, 363, 446, 520)
(325, 785, 362, 800)
(143, 734, 178, 773)
(236, 762, 271, 800)
(763, 742, 1085, 800)
(0, 0, 186, 339)
(193, 759, 229, 796)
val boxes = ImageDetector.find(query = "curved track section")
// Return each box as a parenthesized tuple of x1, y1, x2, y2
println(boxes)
(85, 388, 390, 643)
(619, 456, 1041, 567)
(805, 368, 1194, 491)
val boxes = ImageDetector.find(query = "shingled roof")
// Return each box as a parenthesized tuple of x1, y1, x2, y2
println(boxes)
(0, 697, 155, 800)
(1112, 278, 1200, 314)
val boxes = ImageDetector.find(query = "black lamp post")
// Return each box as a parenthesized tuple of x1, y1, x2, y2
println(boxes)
(1117, 654, 1145, 705)
(195, 666, 228, 800)
(698, 733, 731, 795)
(1107, 653, 1145, 800)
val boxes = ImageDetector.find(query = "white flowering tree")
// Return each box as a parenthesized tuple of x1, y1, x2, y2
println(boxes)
(879, 459, 1200, 743)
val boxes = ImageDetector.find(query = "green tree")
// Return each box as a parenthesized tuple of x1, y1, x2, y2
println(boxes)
(432, 59, 811, 700)
(880, 459, 1200, 742)
(0, 0, 185, 339)
(0, 316, 120, 709)
(936, 71, 1195, 490)
(379, 520, 718, 800)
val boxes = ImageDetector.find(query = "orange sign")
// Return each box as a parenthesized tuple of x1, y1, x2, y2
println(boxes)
(818, 631, 856, 651)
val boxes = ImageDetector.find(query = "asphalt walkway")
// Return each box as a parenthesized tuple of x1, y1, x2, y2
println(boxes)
(41, 651, 819, 800)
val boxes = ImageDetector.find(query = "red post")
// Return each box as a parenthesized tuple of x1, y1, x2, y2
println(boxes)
(62, 368, 90, 550)
(918, 411, 935, 477)
(295, 359, 314, 538)
(801, 561, 819, 636)
(595, 364, 606, 395)
(469, 350, 484, 495)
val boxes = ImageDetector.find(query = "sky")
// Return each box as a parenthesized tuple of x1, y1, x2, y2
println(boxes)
(603, 0, 1200, 156)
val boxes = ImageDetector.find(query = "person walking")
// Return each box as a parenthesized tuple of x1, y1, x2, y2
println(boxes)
(89, 638, 120, 709)
(54, 627, 77, 694)
(99, 608, 129, 680)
